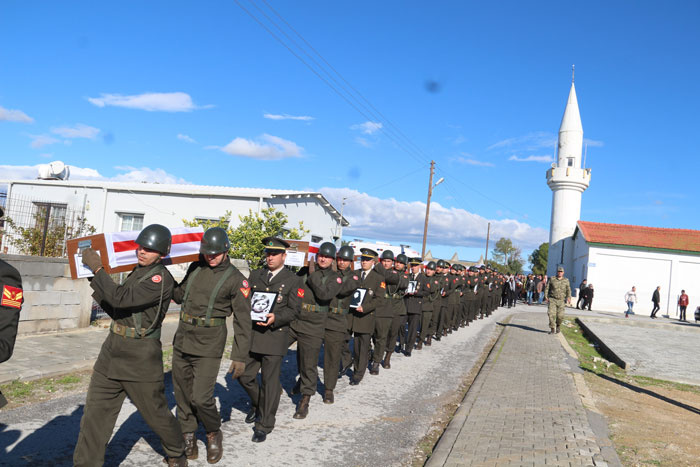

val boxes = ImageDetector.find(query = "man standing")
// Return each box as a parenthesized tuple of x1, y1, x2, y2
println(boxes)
(651, 286, 661, 318)
(238, 237, 302, 443)
(0, 258, 23, 409)
(370, 250, 400, 374)
(417, 261, 439, 349)
(322, 246, 360, 403)
(403, 258, 426, 356)
(347, 248, 386, 385)
(74, 224, 186, 466)
(576, 279, 588, 309)
(434, 260, 450, 339)
(582, 284, 594, 311)
(385, 254, 409, 365)
(463, 266, 479, 324)
(171, 227, 251, 463)
(477, 266, 488, 319)
(544, 266, 571, 334)
(624, 286, 637, 318)
(678, 290, 689, 321)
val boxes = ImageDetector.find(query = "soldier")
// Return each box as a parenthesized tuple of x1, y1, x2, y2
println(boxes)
(322, 246, 360, 403)
(238, 237, 302, 443)
(458, 265, 470, 327)
(170, 227, 251, 463)
(445, 264, 461, 335)
(385, 253, 409, 367)
(288, 242, 343, 419)
(544, 266, 572, 334)
(0, 258, 23, 409)
(477, 266, 488, 319)
(404, 258, 427, 356)
(431, 260, 449, 341)
(74, 224, 187, 466)
(418, 261, 440, 349)
(347, 248, 386, 385)
(370, 250, 400, 374)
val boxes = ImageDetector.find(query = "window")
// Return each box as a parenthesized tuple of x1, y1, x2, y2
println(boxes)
(567, 158, 574, 167)
(33, 202, 67, 229)
(118, 213, 144, 232)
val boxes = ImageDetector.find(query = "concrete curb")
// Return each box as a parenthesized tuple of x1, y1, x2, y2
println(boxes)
(576, 317, 628, 370)
(426, 313, 512, 467)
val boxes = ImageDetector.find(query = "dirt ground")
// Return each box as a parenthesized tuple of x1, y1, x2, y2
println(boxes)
(584, 366, 700, 466)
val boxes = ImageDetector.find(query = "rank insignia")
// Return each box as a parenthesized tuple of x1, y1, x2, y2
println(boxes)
(242, 280, 249, 288)
(353, 275, 359, 280)
(1, 285, 22, 309)
(240, 287, 251, 298)
(297, 288, 304, 298)
(380, 282, 386, 289)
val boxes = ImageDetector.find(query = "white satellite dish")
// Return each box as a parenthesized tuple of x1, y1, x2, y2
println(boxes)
(37, 161, 70, 180)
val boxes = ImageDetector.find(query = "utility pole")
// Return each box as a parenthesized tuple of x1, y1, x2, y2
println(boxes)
(484, 222, 490, 264)
(421, 161, 435, 258)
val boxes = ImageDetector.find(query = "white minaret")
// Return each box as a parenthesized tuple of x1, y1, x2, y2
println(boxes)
(546, 68, 591, 276)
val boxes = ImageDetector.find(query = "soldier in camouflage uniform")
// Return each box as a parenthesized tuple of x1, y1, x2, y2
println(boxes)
(544, 266, 571, 334)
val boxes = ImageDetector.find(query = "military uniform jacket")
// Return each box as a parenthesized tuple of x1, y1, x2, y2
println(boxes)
(436, 273, 450, 309)
(291, 266, 342, 338)
(405, 272, 428, 315)
(463, 275, 478, 300)
(373, 263, 400, 318)
(388, 269, 409, 317)
(0, 259, 22, 408)
(91, 262, 173, 382)
(172, 256, 252, 360)
(326, 268, 360, 333)
(476, 274, 487, 297)
(248, 267, 302, 356)
(347, 267, 386, 334)
(421, 275, 442, 312)
(545, 277, 571, 301)
(447, 273, 461, 305)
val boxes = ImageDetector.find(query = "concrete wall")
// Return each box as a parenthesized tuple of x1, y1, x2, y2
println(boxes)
(1, 254, 93, 335)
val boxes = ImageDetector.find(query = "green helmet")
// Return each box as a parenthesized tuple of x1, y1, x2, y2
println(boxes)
(336, 245, 355, 261)
(200, 227, 230, 255)
(395, 253, 408, 265)
(436, 259, 447, 268)
(135, 224, 171, 256)
(426, 261, 437, 270)
(380, 250, 395, 261)
(318, 242, 337, 258)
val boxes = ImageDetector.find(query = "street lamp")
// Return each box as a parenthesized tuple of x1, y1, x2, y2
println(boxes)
(421, 160, 444, 258)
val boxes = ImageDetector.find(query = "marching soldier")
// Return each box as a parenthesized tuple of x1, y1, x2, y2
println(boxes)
(544, 266, 571, 334)
(0, 258, 23, 409)
(385, 253, 409, 367)
(370, 250, 400, 374)
(477, 266, 488, 319)
(74, 224, 187, 466)
(171, 227, 251, 463)
(432, 260, 449, 341)
(403, 258, 427, 356)
(238, 237, 302, 443)
(445, 264, 461, 335)
(322, 246, 360, 403)
(417, 261, 440, 349)
(288, 242, 343, 419)
(347, 248, 386, 385)
(464, 266, 479, 323)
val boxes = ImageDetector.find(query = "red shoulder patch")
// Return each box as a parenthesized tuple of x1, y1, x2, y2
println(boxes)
(242, 280, 249, 288)
(240, 287, 251, 298)
(297, 288, 305, 298)
(336, 277, 342, 284)
(1, 285, 22, 309)
(426, 283, 430, 288)
(353, 275, 359, 281)
(151, 275, 162, 283)
(380, 282, 386, 289)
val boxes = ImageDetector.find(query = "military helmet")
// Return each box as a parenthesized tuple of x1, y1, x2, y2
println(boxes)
(380, 250, 395, 261)
(436, 259, 447, 268)
(200, 227, 230, 255)
(426, 261, 437, 270)
(336, 245, 355, 261)
(318, 242, 337, 258)
(135, 224, 172, 256)
(395, 253, 408, 265)
(469, 266, 479, 272)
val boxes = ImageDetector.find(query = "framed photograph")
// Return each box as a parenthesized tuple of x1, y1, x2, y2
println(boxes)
(349, 288, 368, 308)
(406, 280, 417, 295)
(251, 291, 278, 322)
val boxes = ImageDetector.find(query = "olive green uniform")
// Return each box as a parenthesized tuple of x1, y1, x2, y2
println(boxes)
(421, 275, 441, 341)
(0, 259, 23, 409)
(445, 272, 461, 331)
(74, 263, 184, 466)
(545, 276, 571, 329)
(238, 266, 302, 434)
(371, 263, 400, 364)
(171, 256, 251, 434)
(435, 272, 450, 337)
(387, 269, 409, 352)
(463, 275, 478, 323)
(289, 266, 343, 396)
(404, 272, 428, 351)
(346, 267, 385, 380)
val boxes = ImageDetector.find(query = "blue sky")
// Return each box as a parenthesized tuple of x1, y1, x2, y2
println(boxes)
(1, 1, 698, 263)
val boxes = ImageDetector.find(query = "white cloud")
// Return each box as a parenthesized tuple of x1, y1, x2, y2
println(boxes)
(263, 113, 314, 121)
(0, 105, 34, 123)
(112, 166, 189, 184)
(351, 121, 383, 135)
(177, 133, 196, 143)
(455, 156, 494, 167)
(0, 163, 187, 184)
(487, 131, 556, 151)
(29, 134, 60, 148)
(453, 135, 467, 145)
(321, 187, 548, 249)
(221, 134, 303, 160)
(508, 155, 554, 163)
(87, 92, 204, 112)
(355, 137, 372, 148)
(51, 123, 100, 139)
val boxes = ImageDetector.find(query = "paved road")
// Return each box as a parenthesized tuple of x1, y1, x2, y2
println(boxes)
(0, 307, 509, 466)
(428, 311, 620, 467)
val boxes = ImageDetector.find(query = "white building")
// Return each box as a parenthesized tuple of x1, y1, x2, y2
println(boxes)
(1, 179, 348, 247)
(545, 76, 700, 316)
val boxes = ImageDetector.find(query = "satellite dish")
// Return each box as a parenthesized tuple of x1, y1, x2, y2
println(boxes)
(37, 161, 70, 180)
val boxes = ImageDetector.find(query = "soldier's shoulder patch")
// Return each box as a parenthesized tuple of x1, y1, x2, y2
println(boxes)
(297, 288, 304, 298)
(1, 285, 22, 309)
(426, 282, 430, 288)
(337, 277, 342, 284)
(353, 275, 359, 281)
(242, 279, 249, 289)
(151, 274, 162, 283)
(240, 287, 251, 298)
(380, 282, 386, 289)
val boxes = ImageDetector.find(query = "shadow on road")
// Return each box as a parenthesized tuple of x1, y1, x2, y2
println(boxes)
(497, 322, 549, 334)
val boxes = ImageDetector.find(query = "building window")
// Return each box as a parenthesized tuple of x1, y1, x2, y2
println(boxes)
(118, 213, 144, 232)
(33, 202, 67, 229)
(567, 157, 574, 167)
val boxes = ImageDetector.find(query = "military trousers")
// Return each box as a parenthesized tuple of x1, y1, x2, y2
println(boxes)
(238, 352, 283, 434)
(323, 328, 349, 391)
(288, 328, 323, 396)
(478, 294, 487, 316)
(388, 313, 406, 353)
(395, 314, 408, 351)
(405, 313, 421, 351)
(372, 316, 392, 362)
(352, 332, 371, 380)
(74, 369, 184, 466)
(420, 311, 433, 341)
(447, 303, 459, 329)
(466, 299, 477, 322)
(172, 349, 222, 433)
(547, 299, 566, 329)
(430, 306, 442, 335)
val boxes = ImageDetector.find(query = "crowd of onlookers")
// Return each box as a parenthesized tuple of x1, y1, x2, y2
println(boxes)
(623, 285, 693, 321)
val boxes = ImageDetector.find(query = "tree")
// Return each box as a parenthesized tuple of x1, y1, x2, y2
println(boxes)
(529, 242, 549, 275)
(183, 207, 308, 267)
(490, 237, 524, 275)
(4, 213, 96, 257)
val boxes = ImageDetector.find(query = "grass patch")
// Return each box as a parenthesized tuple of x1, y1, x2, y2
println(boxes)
(0, 372, 88, 405)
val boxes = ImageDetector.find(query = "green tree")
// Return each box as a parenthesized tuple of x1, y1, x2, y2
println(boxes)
(490, 237, 524, 275)
(528, 242, 549, 275)
(4, 213, 96, 257)
(183, 207, 308, 267)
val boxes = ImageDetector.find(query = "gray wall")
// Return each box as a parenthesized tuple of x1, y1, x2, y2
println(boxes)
(1, 254, 93, 335)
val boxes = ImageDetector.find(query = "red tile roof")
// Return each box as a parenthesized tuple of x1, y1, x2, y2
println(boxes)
(577, 221, 700, 253)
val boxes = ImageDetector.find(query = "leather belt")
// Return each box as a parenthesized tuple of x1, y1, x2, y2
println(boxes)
(110, 321, 161, 339)
(180, 311, 226, 327)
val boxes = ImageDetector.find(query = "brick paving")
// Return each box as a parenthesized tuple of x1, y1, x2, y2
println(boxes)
(428, 311, 618, 467)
